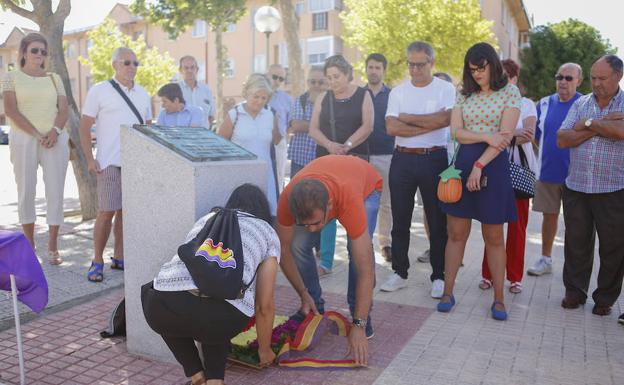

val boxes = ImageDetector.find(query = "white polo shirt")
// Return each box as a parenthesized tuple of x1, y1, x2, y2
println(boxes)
(82, 79, 152, 169)
(178, 80, 215, 122)
(385, 77, 455, 148)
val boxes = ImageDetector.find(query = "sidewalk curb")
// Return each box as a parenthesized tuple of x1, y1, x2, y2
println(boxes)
(0, 283, 123, 332)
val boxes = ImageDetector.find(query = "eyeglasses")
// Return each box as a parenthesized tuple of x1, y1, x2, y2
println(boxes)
(118, 60, 140, 67)
(555, 74, 574, 82)
(30, 47, 47, 56)
(308, 79, 325, 86)
(469, 63, 489, 74)
(272, 74, 285, 82)
(295, 208, 327, 228)
(407, 60, 430, 70)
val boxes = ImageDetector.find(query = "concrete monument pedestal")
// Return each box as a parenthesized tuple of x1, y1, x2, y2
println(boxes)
(120, 125, 267, 362)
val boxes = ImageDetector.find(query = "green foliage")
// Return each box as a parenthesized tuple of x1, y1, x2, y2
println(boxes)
(130, 0, 247, 36)
(341, 0, 496, 84)
(78, 18, 176, 95)
(520, 19, 616, 99)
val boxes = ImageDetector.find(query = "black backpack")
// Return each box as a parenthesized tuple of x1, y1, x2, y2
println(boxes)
(177, 208, 256, 299)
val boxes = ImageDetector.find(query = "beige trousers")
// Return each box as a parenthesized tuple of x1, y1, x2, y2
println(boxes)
(369, 154, 393, 248)
(9, 127, 69, 225)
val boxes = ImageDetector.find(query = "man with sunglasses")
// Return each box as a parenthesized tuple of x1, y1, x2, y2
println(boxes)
(380, 41, 455, 299)
(557, 55, 624, 317)
(527, 63, 583, 278)
(267, 64, 294, 191)
(177, 55, 216, 127)
(276, 155, 382, 366)
(78, 47, 152, 282)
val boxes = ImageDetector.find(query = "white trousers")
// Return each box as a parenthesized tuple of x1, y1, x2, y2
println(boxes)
(369, 154, 393, 248)
(274, 138, 288, 193)
(9, 128, 69, 225)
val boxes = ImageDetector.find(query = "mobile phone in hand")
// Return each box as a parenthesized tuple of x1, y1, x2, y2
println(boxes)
(480, 175, 488, 188)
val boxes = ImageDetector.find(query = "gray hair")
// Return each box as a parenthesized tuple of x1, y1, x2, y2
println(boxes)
(112, 47, 135, 62)
(242, 73, 273, 99)
(324, 54, 353, 82)
(406, 41, 435, 60)
(558, 62, 583, 79)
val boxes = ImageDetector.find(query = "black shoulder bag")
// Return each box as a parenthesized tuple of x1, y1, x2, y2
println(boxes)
(109, 79, 144, 125)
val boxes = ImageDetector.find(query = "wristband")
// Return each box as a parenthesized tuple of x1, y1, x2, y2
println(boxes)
(53, 126, 62, 135)
(474, 161, 485, 170)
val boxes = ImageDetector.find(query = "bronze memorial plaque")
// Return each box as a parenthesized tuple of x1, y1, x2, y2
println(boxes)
(133, 125, 257, 162)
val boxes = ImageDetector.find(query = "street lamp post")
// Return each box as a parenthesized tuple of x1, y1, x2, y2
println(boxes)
(254, 6, 281, 71)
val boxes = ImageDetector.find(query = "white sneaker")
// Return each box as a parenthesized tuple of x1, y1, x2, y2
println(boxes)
(527, 256, 552, 276)
(431, 279, 444, 299)
(380, 273, 408, 292)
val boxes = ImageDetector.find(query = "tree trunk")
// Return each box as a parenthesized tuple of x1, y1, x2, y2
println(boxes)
(278, 0, 304, 97)
(3, 0, 99, 220)
(214, 27, 226, 124)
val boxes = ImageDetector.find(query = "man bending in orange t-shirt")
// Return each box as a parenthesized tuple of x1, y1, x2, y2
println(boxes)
(276, 155, 382, 366)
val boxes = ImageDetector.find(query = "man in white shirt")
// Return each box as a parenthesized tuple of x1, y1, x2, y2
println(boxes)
(267, 64, 293, 191)
(178, 55, 215, 127)
(78, 47, 152, 282)
(379, 41, 455, 298)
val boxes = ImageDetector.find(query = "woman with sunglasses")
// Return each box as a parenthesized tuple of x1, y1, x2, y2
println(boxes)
(479, 59, 538, 295)
(438, 42, 521, 320)
(2, 32, 69, 265)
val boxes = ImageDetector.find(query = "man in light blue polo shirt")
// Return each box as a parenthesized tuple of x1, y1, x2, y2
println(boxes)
(527, 63, 583, 277)
(268, 64, 294, 191)
(178, 55, 215, 126)
(157, 83, 204, 127)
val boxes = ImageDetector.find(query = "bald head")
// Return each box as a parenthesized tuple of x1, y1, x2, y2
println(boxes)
(555, 62, 583, 102)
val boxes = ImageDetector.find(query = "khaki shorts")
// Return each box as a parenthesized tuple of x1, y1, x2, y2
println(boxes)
(97, 166, 122, 212)
(532, 181, 564, 214)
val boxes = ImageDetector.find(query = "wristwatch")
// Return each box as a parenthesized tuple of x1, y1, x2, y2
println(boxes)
(53, 126, 62, 135)
(352, 318, 367, 328)
(584, 118, 593, 128)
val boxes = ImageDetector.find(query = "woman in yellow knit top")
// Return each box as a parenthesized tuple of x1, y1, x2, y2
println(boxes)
(2, 33, 69, 265)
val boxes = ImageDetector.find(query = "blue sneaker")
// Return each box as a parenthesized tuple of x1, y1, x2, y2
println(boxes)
(437, 294, 455, 313)
(491, 301, 507, 321)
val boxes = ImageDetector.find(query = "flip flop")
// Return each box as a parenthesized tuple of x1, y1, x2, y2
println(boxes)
(111, 257, 124, 270)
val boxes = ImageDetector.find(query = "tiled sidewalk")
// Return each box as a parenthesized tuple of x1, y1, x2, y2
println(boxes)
(0, 286, 432, 385)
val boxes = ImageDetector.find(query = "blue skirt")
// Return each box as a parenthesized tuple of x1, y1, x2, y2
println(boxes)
(440, 143, 517, 224)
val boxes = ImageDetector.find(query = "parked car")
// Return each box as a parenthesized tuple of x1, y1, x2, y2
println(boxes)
(0, 125, 9, 145)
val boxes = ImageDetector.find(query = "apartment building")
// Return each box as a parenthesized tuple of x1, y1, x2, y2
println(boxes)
(0, 0, 531, 117)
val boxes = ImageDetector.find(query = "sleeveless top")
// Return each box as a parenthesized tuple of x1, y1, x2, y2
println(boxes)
(316, 86, 369, 157)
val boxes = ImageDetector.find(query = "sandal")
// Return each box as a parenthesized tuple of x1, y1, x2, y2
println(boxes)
(318, 265, 332, 278)
(509, 282, 522, 294)
(47, 250, 63, 265)
(478, 279, 492, 290)
(87, 262, 104, 282)
(111, 257, 125, 270)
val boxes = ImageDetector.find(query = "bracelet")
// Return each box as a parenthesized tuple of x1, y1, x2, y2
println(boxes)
(474, 161, 485, 169)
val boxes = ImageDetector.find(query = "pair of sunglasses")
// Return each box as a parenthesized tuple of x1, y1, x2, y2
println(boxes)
(469, 63, 489, 74)
(555, 74, 575, 82)
(272, 74, 285, 82)
(118, 60, 140, 67)
(30, 47, 48, 56)
(406, 60, 430, 70)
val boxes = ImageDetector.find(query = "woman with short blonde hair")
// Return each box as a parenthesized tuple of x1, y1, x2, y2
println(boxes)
(218, 73, 281, 216)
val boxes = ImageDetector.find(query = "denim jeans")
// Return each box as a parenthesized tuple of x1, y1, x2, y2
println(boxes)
(291, 190, 380, 328)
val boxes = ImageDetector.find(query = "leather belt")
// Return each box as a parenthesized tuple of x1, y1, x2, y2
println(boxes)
(395, 145, 445, 154)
